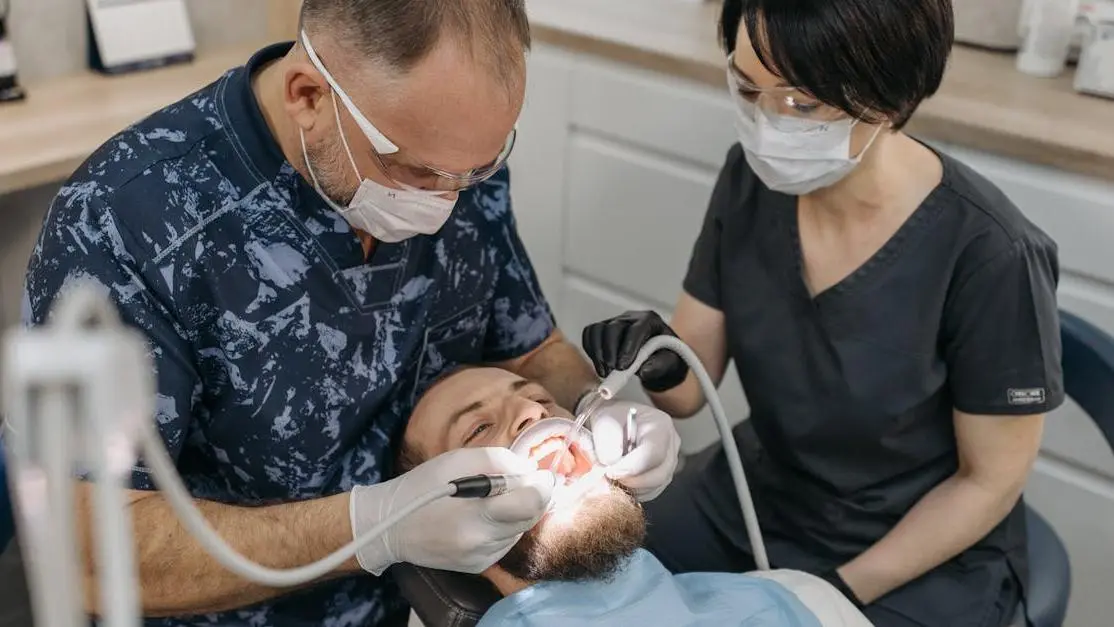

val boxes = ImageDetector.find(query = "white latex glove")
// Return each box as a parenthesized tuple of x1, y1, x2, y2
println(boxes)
(588, 400, 682, 501)
(350, 447, 556, 575)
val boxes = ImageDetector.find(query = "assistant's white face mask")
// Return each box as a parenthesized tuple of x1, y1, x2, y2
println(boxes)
(730, 92, 882, 196)
(300, 92, 456, 243)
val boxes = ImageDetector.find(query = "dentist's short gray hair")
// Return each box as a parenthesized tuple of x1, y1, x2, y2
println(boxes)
(299, 0, 530, 77)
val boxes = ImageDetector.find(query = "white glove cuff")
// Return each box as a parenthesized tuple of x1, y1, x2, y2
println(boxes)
(350, 484, 394, 576)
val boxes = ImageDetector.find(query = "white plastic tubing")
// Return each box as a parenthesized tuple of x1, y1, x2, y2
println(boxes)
(597, 335, 770, 570)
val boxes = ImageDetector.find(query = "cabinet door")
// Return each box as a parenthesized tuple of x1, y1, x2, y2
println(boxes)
(564, 135, 716, 308)
(568, 56, 737, 169)
(509, 46, 576, 313)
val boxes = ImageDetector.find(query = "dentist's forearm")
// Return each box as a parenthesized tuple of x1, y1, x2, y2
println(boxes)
(79, 485, 357, 617)
(498, 331, 599, 411)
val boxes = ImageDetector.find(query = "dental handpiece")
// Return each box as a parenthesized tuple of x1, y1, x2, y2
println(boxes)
(449, 473, 539, 498)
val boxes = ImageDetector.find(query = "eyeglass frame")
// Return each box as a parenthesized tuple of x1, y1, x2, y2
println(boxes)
(300, 30, 517, 192)
(725, 52, 856, 129)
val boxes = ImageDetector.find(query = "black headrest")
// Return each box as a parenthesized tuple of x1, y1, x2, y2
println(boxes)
(392, 563, 502, 627)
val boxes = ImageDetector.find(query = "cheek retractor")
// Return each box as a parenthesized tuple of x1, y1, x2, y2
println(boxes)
(509, 418, 598, 486)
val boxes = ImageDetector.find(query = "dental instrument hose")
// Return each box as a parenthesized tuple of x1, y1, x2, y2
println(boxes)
(596, 335, 771, 571)
(139, 414, 526, 587)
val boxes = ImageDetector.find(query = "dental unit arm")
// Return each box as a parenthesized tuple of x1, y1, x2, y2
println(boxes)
(574, 334, 771, 571)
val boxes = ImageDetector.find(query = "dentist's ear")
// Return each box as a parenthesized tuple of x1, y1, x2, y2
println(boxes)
(284, 62, 332, 133)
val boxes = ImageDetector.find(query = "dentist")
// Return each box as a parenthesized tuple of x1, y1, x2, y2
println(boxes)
(23, 1, 679, 626)
(583, 1, 1062, 626)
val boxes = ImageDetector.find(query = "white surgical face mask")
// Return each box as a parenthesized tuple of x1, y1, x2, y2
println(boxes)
(300, 93, 457, 243)
(730, 92, 882, 196)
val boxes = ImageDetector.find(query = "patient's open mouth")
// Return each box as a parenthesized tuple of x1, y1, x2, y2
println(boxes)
(529, 436, 593, 483)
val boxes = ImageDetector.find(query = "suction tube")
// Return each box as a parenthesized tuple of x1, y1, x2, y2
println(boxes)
(597, 335, 770, 571)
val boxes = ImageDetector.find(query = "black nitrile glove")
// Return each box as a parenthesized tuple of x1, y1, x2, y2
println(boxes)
(817, 569, 865, 609)
(581, 311, 688, 393)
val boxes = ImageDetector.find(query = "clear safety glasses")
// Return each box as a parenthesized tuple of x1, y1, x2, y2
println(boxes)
(302, 31, 516, 193)
(726, 53, 851, 133)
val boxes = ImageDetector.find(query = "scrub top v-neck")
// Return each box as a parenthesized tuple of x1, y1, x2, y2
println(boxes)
(680, 143, 1063, 626)
(23, 43, 556, 627)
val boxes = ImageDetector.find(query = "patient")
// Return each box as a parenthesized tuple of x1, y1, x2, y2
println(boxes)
(397, 366, 872, 626)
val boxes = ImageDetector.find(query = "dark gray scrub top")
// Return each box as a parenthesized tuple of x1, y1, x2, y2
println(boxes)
(685, 143, 1063, 625)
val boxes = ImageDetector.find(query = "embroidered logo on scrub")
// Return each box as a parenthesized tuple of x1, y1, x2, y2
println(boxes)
(1007, 388, 1047, 405)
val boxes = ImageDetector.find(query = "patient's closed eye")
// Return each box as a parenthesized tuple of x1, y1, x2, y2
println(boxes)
(464, 422, 492, 445)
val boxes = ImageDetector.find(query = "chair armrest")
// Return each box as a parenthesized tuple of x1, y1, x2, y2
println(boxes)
(1024, 505, 1071, 627)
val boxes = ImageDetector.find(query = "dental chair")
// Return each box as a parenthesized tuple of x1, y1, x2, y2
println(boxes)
(1025, 309, 1114, 627)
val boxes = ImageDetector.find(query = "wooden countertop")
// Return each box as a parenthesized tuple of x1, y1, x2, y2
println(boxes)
(0, 45, 262, 196)
(527, 0, 1114, 180)
(1, 0, 1112, 195)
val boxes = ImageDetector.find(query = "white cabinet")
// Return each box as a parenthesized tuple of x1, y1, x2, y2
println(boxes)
(567, 58, 737, 170)
(564, 135, 715, 306)
(512, 42, 1114, 627)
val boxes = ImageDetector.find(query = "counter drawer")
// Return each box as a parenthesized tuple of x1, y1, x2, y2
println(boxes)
(568, 55, 737, 170)
(564, 132, 717, 309)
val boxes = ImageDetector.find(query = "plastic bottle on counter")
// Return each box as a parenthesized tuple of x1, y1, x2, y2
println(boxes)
(0, 0, 24, 103)
(1074, 0, 1114, 97)
(1018, 0, 1083, 76)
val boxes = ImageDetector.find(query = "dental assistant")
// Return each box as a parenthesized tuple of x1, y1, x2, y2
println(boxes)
(583, 1, 1062, 626)
(21, 1, 679, 626)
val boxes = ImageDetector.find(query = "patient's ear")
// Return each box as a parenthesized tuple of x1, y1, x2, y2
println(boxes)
(482, 565, 529, 596)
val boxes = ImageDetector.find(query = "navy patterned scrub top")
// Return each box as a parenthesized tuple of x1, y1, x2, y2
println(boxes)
(22, 43, 555, 627)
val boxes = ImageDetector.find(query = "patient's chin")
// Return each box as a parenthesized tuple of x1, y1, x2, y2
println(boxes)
(497, 481, 645, 584)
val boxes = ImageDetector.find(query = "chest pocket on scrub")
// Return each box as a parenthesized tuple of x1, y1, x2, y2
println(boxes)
(411, 302, 489, 403)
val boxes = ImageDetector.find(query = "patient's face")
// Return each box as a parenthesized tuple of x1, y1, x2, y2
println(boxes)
(406, 367, 646, 582)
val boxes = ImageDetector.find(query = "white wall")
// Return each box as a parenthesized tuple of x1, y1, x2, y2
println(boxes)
(509, 43, 1114, 627)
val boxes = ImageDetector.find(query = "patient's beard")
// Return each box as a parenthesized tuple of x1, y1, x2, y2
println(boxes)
(496, 480, 646, 583)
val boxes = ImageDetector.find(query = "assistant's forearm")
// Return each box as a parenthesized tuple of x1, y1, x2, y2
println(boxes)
(838, 474, 1022, 604)
(82, 488, 357, 617)
(648, 372, 707, 418)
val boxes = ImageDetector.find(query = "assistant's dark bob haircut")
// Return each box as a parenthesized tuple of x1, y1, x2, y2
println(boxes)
(720, 0, 954, 129)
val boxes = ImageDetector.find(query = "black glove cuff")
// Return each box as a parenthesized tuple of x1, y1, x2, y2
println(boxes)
(639, 368, 688, 393)
(819, 569, 865, 609)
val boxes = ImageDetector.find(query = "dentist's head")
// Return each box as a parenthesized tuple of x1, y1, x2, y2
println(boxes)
(260, 0, 527, 242)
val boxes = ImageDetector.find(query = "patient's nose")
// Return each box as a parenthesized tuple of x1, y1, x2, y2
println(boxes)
(511, 401, 547, 436)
